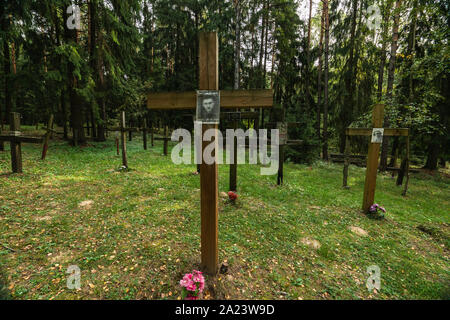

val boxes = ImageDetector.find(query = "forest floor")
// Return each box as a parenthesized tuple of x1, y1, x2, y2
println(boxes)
(0, 128, 449, 300)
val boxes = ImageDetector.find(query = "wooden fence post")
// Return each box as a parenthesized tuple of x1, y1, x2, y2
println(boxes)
(121, 112, 128, 168)
(10, 113, 23, 173)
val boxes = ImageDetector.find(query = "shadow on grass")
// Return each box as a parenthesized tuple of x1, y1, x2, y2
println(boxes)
(0, 172, 14, 178)
(0, 266, 11, 300)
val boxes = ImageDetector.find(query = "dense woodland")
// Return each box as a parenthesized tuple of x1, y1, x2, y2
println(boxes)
(0, 0, 448, 169)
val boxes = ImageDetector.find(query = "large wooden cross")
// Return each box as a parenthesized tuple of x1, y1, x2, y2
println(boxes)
(147, 32, 273, 274)
(0, 113, 43, 173)
(343, 104, 410, 213)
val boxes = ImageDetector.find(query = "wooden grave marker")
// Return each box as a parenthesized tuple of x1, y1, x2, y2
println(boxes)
(265, 121, 304, 186)
(343, 104, 410, 213)
(147, 32, 273, 274)
(105, 112, 132, 168)
(221, 110, 260, 191)
(41, 114, 55, 160)
(152, 125, 170, 156)
(0, 112, 44, 173)
(106, 112, 153, 166)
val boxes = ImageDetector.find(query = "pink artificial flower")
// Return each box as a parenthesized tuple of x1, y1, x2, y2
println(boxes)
(180, 273, 194, 288)
(180, 270, 206, 300)
(192, 270, 205, 292)
(192, 270, 203, 282)
(186, 282, 197, 292)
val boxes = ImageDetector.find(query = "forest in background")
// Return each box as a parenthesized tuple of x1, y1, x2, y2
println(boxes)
(0, 0, 448, 169)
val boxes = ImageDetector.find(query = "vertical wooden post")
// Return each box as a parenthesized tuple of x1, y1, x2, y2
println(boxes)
(151, 124, 154, 147)
(1, 118, 4, 151)
(229, 111, 238, 191)
(116, 136, 120, 156)
(10, 112, 22, 173)
(199, 32, 219, 274)
(128, 120, 133, 142)
(343, 134, 350, 188)
(73, 127, 78, 147)
(120, 111, 128, 168)
(150, 116, 154, 147)
(277, 111, 286, 186)
(86, 117, 90, 137)
(143, 118, 148, 150)
(163, 125, 168, 156)
(277, 145, 284, 185)
(396, 158, 406, 186)
(41, 114, 54, 160)
(362, 104, 384, 213)
(402, 135, 410, 196)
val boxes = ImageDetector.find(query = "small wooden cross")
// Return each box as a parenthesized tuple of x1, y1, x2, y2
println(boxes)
(147, 32, 273, 274)
(343, 104, 410, 213)
(265, 121, 304, 185)
(41, 114, 55, 160)
(106, 112, 153, 167)
(0, 113, 43, 173)
(152, 125, 170, 156)
(106, 112, 133, 168)
(221, 110, 260, 192)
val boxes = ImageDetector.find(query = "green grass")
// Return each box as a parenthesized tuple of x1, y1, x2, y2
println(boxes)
(0, 129, 449, 300)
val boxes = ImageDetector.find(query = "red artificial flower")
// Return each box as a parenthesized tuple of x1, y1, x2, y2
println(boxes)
(228, 191, 238, 201)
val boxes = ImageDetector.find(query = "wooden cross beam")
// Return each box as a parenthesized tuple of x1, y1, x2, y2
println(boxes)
(343, 104, 410, 213)
(147, 90, 273, 110)
(0, 113, 43, 173)
(147, 32, 274, 274)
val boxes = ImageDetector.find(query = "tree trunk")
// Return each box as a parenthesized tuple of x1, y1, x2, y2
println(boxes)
(234, 0, 241, 91)
(386, 0, 402, 100)
(322, 0, 330, 161)
(258, 1, 267, 88)
(89, 0, 97, 140)
(61, 91, 69, 140)
(380, 0, 402, 171)
(408, 0, 418, 101)
(64, 5, 86, 145)
(96, 16, 106, 141)
(317, 6, 325, 149)
(340, 0, 359, 153)
(3, 19, 12, 128)
(377, 1, 393, 100)
(424, 138, 439, 170)
(305, 0, 313, 111)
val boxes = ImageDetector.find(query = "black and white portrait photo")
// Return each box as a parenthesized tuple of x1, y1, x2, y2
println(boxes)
(196, 90, 220, 124)
(371, 128, 384, 144)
